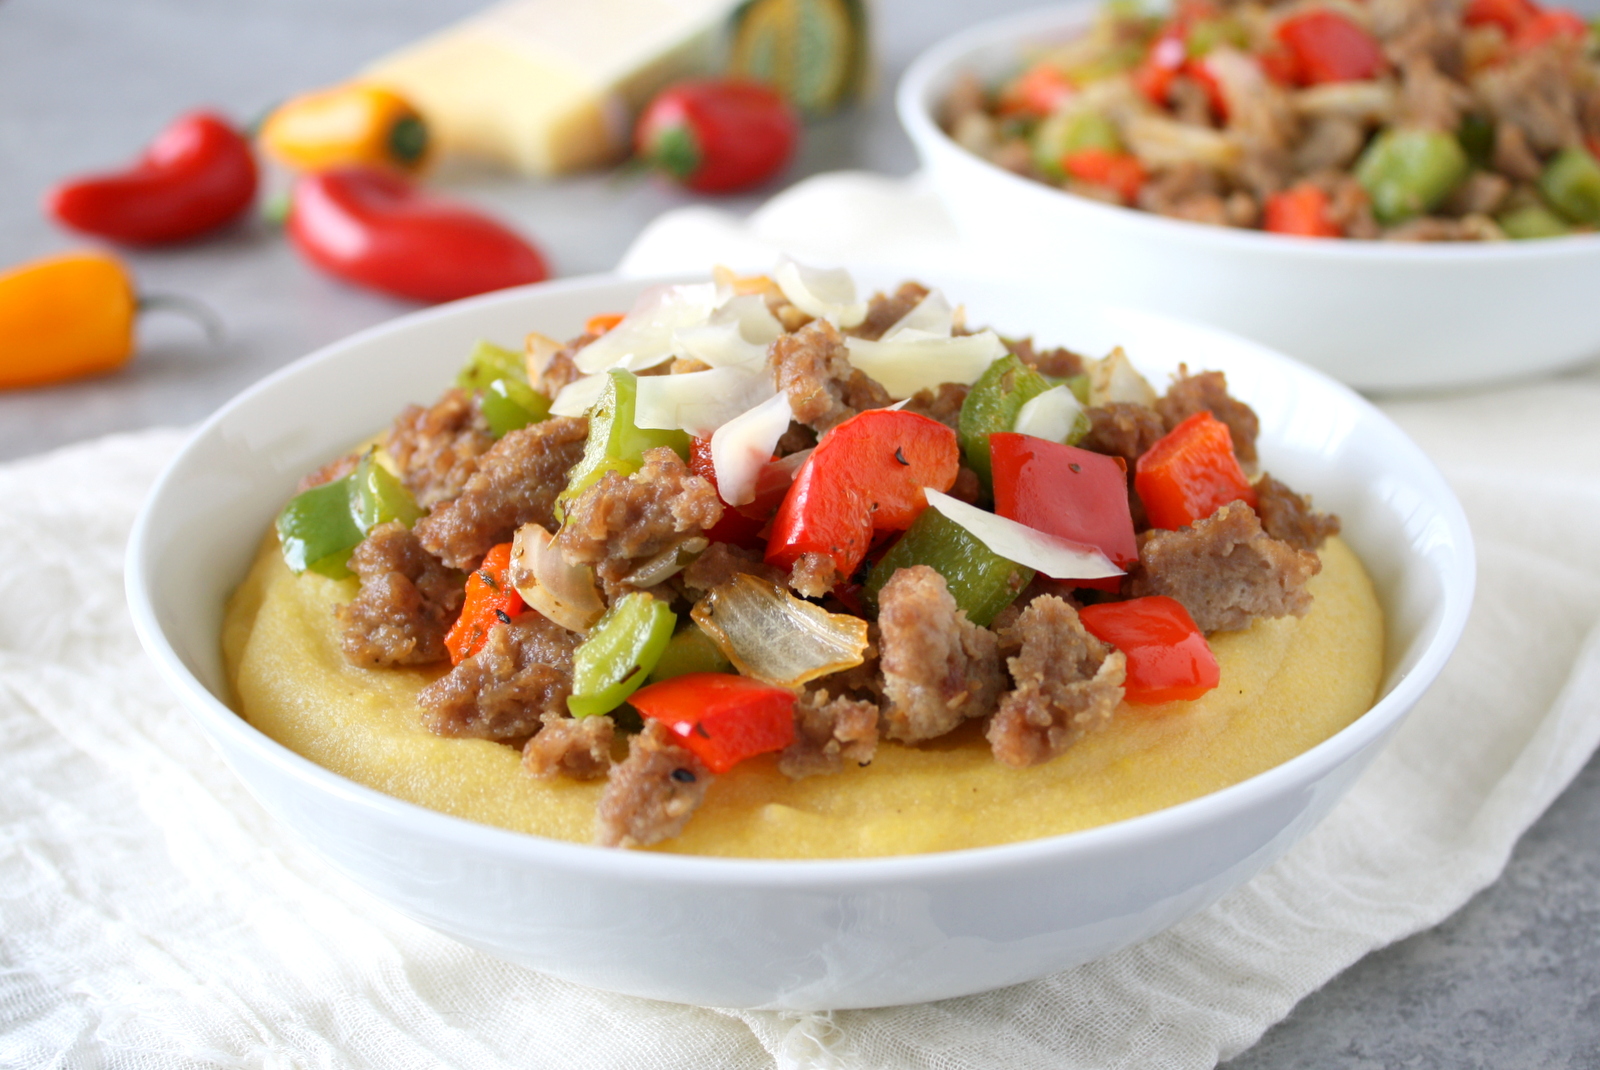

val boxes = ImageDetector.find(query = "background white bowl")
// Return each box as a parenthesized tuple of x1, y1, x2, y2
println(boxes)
(897, 3, 1600, 393)
(126, 271, 1473, 1010)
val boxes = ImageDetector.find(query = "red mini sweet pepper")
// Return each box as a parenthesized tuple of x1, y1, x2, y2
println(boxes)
(765, 409, 959, 580)
(287, 166, 548, 303)
(989, 433, 1137, 591)
(635, 80, 799, 194)
(628, 672, 797, 773)
(444, 542, 525, 665)
(46, 110, 258, 245)
(1079, 596, 1220, 704)
(1135, 411, 1257, 530)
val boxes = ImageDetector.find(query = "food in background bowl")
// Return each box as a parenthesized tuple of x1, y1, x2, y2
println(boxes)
(223, 261, 1383, 858)
(941, 0, 1600, 240)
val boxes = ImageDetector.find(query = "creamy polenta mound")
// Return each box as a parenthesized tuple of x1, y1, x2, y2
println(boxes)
(223, 532, 1381, 859)
(229, 266, 1386, 858)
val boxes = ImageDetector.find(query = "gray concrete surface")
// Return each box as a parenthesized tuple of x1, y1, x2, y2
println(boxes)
(1, 0, 1596, 1065)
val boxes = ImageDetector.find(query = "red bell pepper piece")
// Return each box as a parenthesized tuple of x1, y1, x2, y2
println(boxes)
(1258, 44, 1303, 86)
(1183, 58, 1231, 122)
(765, 409, 959, 579)
(1510, 8, 1589, 49)
(1263, 184, 1342, 237)
(444, 542, 525, 665)
(1062, 148, 1148, 204)
(46, 111, 257, 246)
(1135, 411, 1257, 530)
(998, 62, 1076, 116)
(1464, 0, 1542, 33)
(1274, 10, 1386, 85)
(1079, 596, 1220, 704)
(287, 167, 548, 303)
(688, 437, 768, 549)
(1134, 32, 1188, 106)
(989, 433, 1136, 591)
(629, 672, 797, 773)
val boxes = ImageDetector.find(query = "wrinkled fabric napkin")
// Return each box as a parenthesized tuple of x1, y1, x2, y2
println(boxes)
(4, 174, 1599, 1070)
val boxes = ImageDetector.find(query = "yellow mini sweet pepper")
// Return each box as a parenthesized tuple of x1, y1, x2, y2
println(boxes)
(259, 83, 430, 174)
(0, 251, 137, 389)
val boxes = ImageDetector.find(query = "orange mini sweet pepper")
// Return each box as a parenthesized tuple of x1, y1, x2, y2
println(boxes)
(0, 251, 137, 389)
(259, 83, 431, 174)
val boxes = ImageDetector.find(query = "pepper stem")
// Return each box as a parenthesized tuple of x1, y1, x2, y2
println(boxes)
(138, 293, 226, 345)
(649, 125, 702, 182)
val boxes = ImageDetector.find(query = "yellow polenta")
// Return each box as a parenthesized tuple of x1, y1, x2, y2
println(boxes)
(224, 534, 1383, 859)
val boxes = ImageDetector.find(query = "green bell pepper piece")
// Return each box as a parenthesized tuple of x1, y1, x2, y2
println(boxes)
(350, 452, 423, 533)
(559, 368, 692, 511)
(959, 354, 1051, 494)
(1032, 111, 1123, 178)
(1456, 115, 1495, 170)
(866, 508, 1034, 628)
(646, 623, 734, 683)
(276, 476, 364, 579)
(1498, 202, 1572, 239)
(456, 340, 551, 438)
(568, 592, 677, 717)
(277, 452, 423, 579)
(1354, 128, 1469, 225)
(1539, 147, 1600, 225)
(1185, 16, 1248, 57)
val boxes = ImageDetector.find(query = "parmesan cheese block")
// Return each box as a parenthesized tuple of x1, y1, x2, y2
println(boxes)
(363, 0, 743, 175)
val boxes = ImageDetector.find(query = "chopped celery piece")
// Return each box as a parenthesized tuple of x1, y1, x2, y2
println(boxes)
(1355, 129, 1469, 225)
(1499, 203, 1572, 240)
(866, 508, 1034, 628)
(647, 623, 734, 683)
(568, 592, 677, 717)
(959, 354, 1051, 494)
(1539, 147, 1600, 225)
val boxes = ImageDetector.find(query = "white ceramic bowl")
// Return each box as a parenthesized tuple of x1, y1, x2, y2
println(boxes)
(126, 270, 1473, 1010)
(898, 3, 1600, 393)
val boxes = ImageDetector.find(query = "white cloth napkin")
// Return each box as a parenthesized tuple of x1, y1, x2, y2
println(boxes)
(4, 174, 1599, 1070)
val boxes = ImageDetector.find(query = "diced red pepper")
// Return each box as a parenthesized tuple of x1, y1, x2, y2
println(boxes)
(1264, 183, 1342, 237)
(1062, 148, 1148, 204)
(1464, 0, 1541, 33)
(630, 672, 797, 773)
(688, 437, 768, 549)
(1134, 411, 1257, 530)
(998, 62, 1076, 116)
(1183, 57, 1231, 121)
(444, 542, 524, 664)
(585, 312, 625, 335)
(1275, 10, 1386, 85)
(1509, 8, 1588, 49)
(1079, 596, 1220, 704)
(1134, 32, 1188, 105)
(1258, 43, 1303, 86)
(765, 409, 959, 579)
(989, 433, 1136, 592)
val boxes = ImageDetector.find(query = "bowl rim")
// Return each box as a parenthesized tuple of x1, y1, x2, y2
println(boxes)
(895, 0, 1600, 263)
(125, 269, 1476, 887)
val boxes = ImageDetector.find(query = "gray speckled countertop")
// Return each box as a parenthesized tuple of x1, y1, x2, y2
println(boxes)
(2, 0, 1596, 1063)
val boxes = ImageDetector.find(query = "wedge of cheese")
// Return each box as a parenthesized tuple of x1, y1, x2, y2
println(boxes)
(363, 0, 742, 176)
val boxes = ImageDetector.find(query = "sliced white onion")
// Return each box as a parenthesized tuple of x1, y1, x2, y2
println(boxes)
(922, 487, 1122, 581)
(549, 372, 608, 417)
(882, 288, 954, 339)
(774, 256, 867, 328)
(1086, 346, 1158, 408)
(633, 363, 777, 439)
(710, 391, 794, 506)
(510, 523, 604, 633)
(690, 574, 869, 688)
(844, 329, 1007, 399)
(621, 537, 708, 589)
(523, 331, 565, 385)
(1013, 385, 1086, 443)
(573, 282, 723, 374)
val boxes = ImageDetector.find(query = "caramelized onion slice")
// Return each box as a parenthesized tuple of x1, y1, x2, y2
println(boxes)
(509, 523, 604, 633)
(690, 574, 869, 688)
